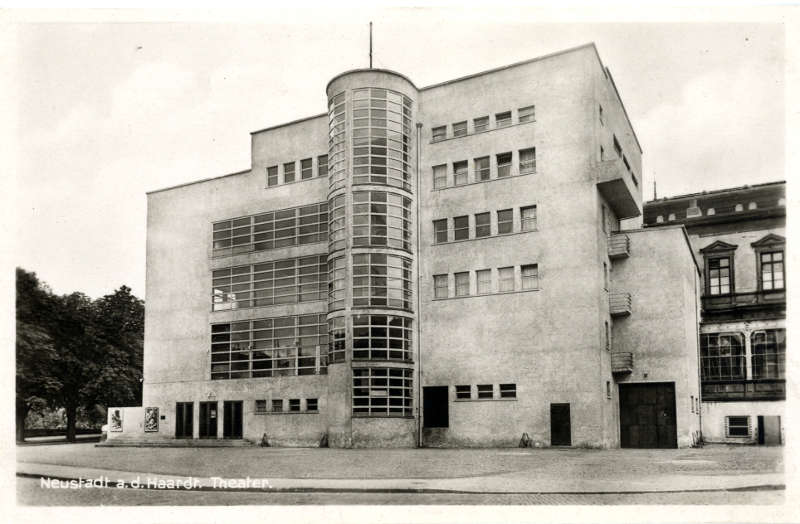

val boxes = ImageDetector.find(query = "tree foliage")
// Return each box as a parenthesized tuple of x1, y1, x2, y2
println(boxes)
(15, 268, 144, 442)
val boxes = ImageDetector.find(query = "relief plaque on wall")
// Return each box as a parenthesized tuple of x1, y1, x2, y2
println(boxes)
(144, 407, 159, 432)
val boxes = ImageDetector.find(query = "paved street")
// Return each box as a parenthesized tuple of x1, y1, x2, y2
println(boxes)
(16, 442, 784, 505)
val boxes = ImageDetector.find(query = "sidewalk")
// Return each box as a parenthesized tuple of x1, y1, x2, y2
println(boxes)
(16, 444, 784, 495)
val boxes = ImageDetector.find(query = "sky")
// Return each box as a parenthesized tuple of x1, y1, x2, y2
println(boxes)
(8, 9, 786, 300)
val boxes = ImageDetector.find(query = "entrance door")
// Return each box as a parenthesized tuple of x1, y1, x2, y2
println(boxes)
(619, 382, 677, 448)
(423, 386, 449, 428)
(175, 402, 193, 438)
(223, 401, 243, 439)
(550, 403, 571, 446)
(199, 401, 218, 438)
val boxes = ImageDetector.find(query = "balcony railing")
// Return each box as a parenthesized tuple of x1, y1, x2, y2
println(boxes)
(611, 352, 633, 374)
(702, 379, 785, 402)
(609, 292, 632, 316)
(702, 290, 786, 313)
(608, 233, 630, 259)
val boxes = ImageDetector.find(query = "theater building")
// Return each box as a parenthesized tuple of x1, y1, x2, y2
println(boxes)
(106, 43, 703, 448)
(644, 181, 786, 445)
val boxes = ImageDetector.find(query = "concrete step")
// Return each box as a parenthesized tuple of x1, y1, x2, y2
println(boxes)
(97, 438, 255, 448)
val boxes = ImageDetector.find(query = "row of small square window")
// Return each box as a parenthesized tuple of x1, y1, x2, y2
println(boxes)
(266, 155, 328, 187)
(455, 384, 517, 400)
(432, 148, 536, 189)
(654, 200, 785, 223)
(431, 105, 535, 142)
(433, 206, 537, 243)
(434, 265, 539, 298)
(254, 398, 318, 414)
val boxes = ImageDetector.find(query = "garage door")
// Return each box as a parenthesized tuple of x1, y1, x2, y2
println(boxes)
(619, 382, 677, 448)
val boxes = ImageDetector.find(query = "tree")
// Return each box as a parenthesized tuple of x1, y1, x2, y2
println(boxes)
(15, 268, 62, 442)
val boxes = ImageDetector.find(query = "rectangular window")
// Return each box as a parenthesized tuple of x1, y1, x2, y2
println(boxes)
(473, 116, 489, 133)
(497, 152, 512, 177)
(500, 383, 516, 399)
(602, 205, 608, 233)
(432, 126, 446, 142)
(434, 274, 449, 299)
(307, 398, 318, 412)
(599, 104, 604, 125)
(477, 384, 493, 399)
(518, 105, 535, 123)
(520, 205, 537, 231)
(605, 321, 610, 351)
(495, 111, 512, 128)
(603, 262, 609, 290)
(476, 269, 491, 294)
(433, 164, 447, 189)
(690, 395, 694, 413)
(613, 135, 622, 158)
(701, 333, 746, 381)
(352, 367, 413, 417)
(317, 155, 328, 177)
(761, 251, 784, 290)
(600, 145, 605, 161)
(455, 385, 471, 400)
(301, 158, 313, 180)
(751, 329, 786, 379)
(453, 160, 468, 185)
(267, 166, 278, 187)
(453, 121, 467, 137)
(708, 257, 731, 295)
(497, 209, 513, 234)
(255, 400, 267, 413)
(283, 162, 296, 183)
(521, 264, 539, 290)
(272, 399, 283, 412)
(726, 416, 750, 437)
(498, 267, 514, 292)
(454, 272, 470, 297)
(475, 212, 491, 238)
(519, 148, 536, 174)
(475, 156, 490, 181)
(433, 219, 448, 243)
(453, 216, 469, 241)
(606, 381, 612, 399)
(289, 399, 301, 412)
(351, 314, 413, 362)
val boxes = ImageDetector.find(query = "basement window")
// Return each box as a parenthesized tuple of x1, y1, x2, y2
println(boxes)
(289, 399, 301, 412)
(726, 416, 750, 437)
(307, 398, 318, 412)
(500, 384, 517, 399)
(255, 400, 267, 414)
(477, 384, 493, 399)
(272, 399, 283, 413)
(455, 385, 471, 400)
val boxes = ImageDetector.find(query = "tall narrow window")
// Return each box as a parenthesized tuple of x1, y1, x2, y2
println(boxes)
(519, 148, 536, 174)
(432, 126, 446, 142)
(267, 166, 278, 187)
(452, 121, 467, 137)
(520, 206, 537, 231)
(613, 135, 622, 158)
(434, 274, 448, 299)
(473, 116, 489, 133)
(603, 262, 609, 290)
(453, 161, 468, 185)
(495, 111, 512, 128)
(284, 162, 296, 183)
(301, 158, 313, 179)
(475, 212, 491, 238)
(599, 104, 604, 125)
(497, 152, 512, 177)
(497, 209, 513, 234)
(518, 105, 535, 123)
(454, 272, 470, 297)
(601, 205, 608, 233)
(476, 269, 492, 294)
(433, 164, 447, 189)
(433, 219, 448, 244)
(604, 321, 610, 351)
(521, 264, 539, 290)
(453, 216, 469, 241)
(498, 267, 514, 292)
(760, 251, 784, 290)
(708, 257, 731, 295)
(475, 156, 490, 181)
(317, 155, 328, 177)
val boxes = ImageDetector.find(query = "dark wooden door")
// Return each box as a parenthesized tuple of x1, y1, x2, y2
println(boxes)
(619, 382, 677, 448)
(199, 401, 218, 438)
(550, 403, 571, 446)
(423, 386, 449, 428)
(175, 402, 193, 438)
(223, 401, 243, 439)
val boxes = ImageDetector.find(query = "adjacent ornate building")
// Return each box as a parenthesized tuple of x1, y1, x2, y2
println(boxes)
(644, 181, 786, 444)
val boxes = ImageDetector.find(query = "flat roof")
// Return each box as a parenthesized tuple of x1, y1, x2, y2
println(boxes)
(146, 169, 251, 196)
(646, 180, 786, 205)
(625, 224, 702, 276)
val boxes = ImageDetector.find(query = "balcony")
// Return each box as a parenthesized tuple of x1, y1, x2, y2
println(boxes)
(702, 379, 785, 402)
(702, 290, 786, 314)
(595, 158, 641, 219)
(609, 292, 632, 317)
(611, 352, 633, 374)
(607, 233, 630, 259)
